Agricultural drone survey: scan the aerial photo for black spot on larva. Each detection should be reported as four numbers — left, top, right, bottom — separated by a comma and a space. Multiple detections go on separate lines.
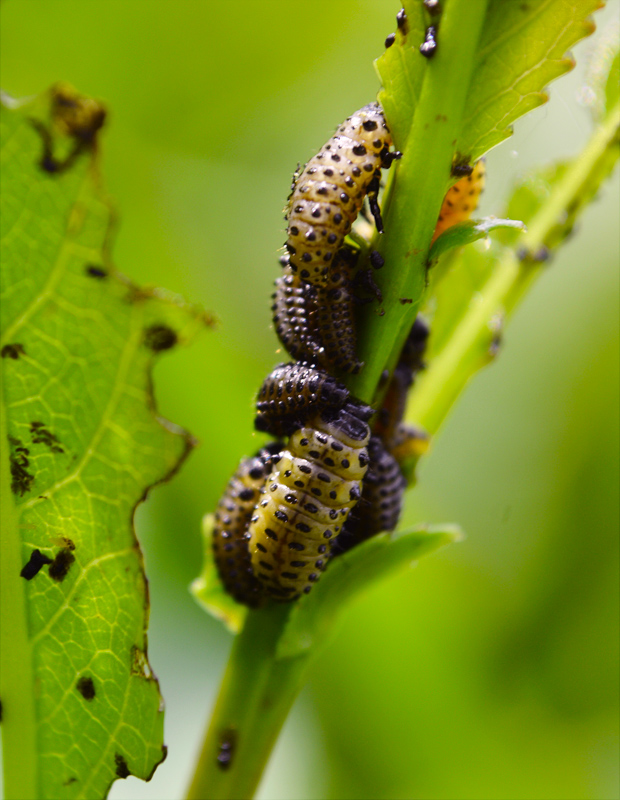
1, 344, 25, 359
85, 264, 107, 278
114, 753, 131, 779
48, 548, 75, 582
76, 676, 96, 701
30, 420, 64, 453
238, 487, 255, 502
217, 728, 237, 771
143, 324, 178, 352
20, 549, 53, 580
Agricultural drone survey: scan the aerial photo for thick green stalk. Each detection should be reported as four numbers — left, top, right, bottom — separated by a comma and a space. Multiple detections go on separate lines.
0, 370, 38, 800
349, 0, 490, 404
186, 604, 310, 800
408, 102, 620, 434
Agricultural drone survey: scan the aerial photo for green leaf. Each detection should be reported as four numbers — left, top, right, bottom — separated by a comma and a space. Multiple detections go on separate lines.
375, 1, 428, 148
276, 525, 462, 660
458, 0, 601, 160
0, 87, 210, 799
190, 514, 248, 635
428, 217, 526, 264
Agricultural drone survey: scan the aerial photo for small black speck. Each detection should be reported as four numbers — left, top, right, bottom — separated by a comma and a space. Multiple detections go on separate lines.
1, 344, 25, 359
49, 548, 75, 582
114, 753, 130, 779
143, 324, 178, 352
76, 676, 96, 701
20, 549, 53, 580
85, 264, 108, 278
385, 33, 396, 48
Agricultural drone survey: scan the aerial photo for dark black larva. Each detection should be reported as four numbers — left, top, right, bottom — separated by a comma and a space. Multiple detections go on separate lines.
313, 247, 362, 374
272, 249, 362, 374
285, 103, 398, 285
254, 362, 349, 437
248, 402, 372, 599
272, 265, 325, 367
331, 436, 406, 555
212, 447, 278, 608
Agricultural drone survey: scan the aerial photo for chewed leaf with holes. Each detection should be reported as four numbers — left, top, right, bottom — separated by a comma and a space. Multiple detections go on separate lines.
0, 87, 211, 799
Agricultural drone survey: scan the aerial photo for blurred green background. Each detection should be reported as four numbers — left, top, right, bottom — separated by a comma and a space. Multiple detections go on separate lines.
1, 2, 618, 798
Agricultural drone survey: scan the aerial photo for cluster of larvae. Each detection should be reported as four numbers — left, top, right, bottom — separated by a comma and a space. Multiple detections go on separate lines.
212, 101, 485, 605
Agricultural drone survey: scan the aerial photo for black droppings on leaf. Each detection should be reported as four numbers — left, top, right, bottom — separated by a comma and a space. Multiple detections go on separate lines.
420, 26, 438, 58
424, 0, 441, 15
1, 344, 25, 359
63, 777, 78, 786
9, 437, 35, 496
385, 33, 396, 48
30, 420, 64, 453
48, 548, 75, 582
143, 324, 178, 352
76, 676, 96, 701
396, 8, 409, 35
20, 549, 53, 580
114, 754, 131, 779
85, 264, 108, 278
451, 155, 474, 177
399, 298, 413, 304
216, 727, 237, 771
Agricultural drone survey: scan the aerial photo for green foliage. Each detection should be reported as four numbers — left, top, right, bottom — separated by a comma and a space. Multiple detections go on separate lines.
276, 525, 461, 659
0, 89, 209, 799
427, 216, 526, 264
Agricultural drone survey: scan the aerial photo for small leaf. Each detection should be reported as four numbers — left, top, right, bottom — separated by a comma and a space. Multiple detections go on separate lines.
1, 86, 211, 799
276, 525, 462, 660
190, 515, 248, 635
428, 217, 526, 264
459, 0, 601, 159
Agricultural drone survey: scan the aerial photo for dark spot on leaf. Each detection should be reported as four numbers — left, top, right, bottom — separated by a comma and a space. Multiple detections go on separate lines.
30, 421, 64, 453
1, 344, 25, 359
20, 549, 53, 580
8, 437, 35, 495
85, 264, 107, 278
114, 753, 131, 779
399, 298, 413, 304
216, 727, 237, 771
0, 698, 3, 722
76, 676, 95, 701
451, 154, 474, 178
63, 777, 78, 786
48, 548, 75, 582
143, 324, 178, 352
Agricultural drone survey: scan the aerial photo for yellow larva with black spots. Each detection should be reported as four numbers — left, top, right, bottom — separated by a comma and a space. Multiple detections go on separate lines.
285, 102, 399, 285
431, 159, 486, 244
247, 402, 372, 600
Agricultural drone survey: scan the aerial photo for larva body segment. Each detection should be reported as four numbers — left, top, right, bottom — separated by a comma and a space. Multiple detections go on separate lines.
254, 362, 349, 437
272, 249, 361, 374
248, 402, 372, 599
212, 447, 277, 608
432, 158, 486, 244
285, 102, 394, 285
331, 436, 406, 555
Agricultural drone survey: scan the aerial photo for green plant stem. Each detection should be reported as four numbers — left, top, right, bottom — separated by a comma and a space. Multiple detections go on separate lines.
0, 372, 38, 800
408, 102, 620, 435
186, 604, 311, 800
349, 0, 490, 404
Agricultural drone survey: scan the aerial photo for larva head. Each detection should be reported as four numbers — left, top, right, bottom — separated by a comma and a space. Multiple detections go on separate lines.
341, 103, 392, 156
317, 402, 372, 449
